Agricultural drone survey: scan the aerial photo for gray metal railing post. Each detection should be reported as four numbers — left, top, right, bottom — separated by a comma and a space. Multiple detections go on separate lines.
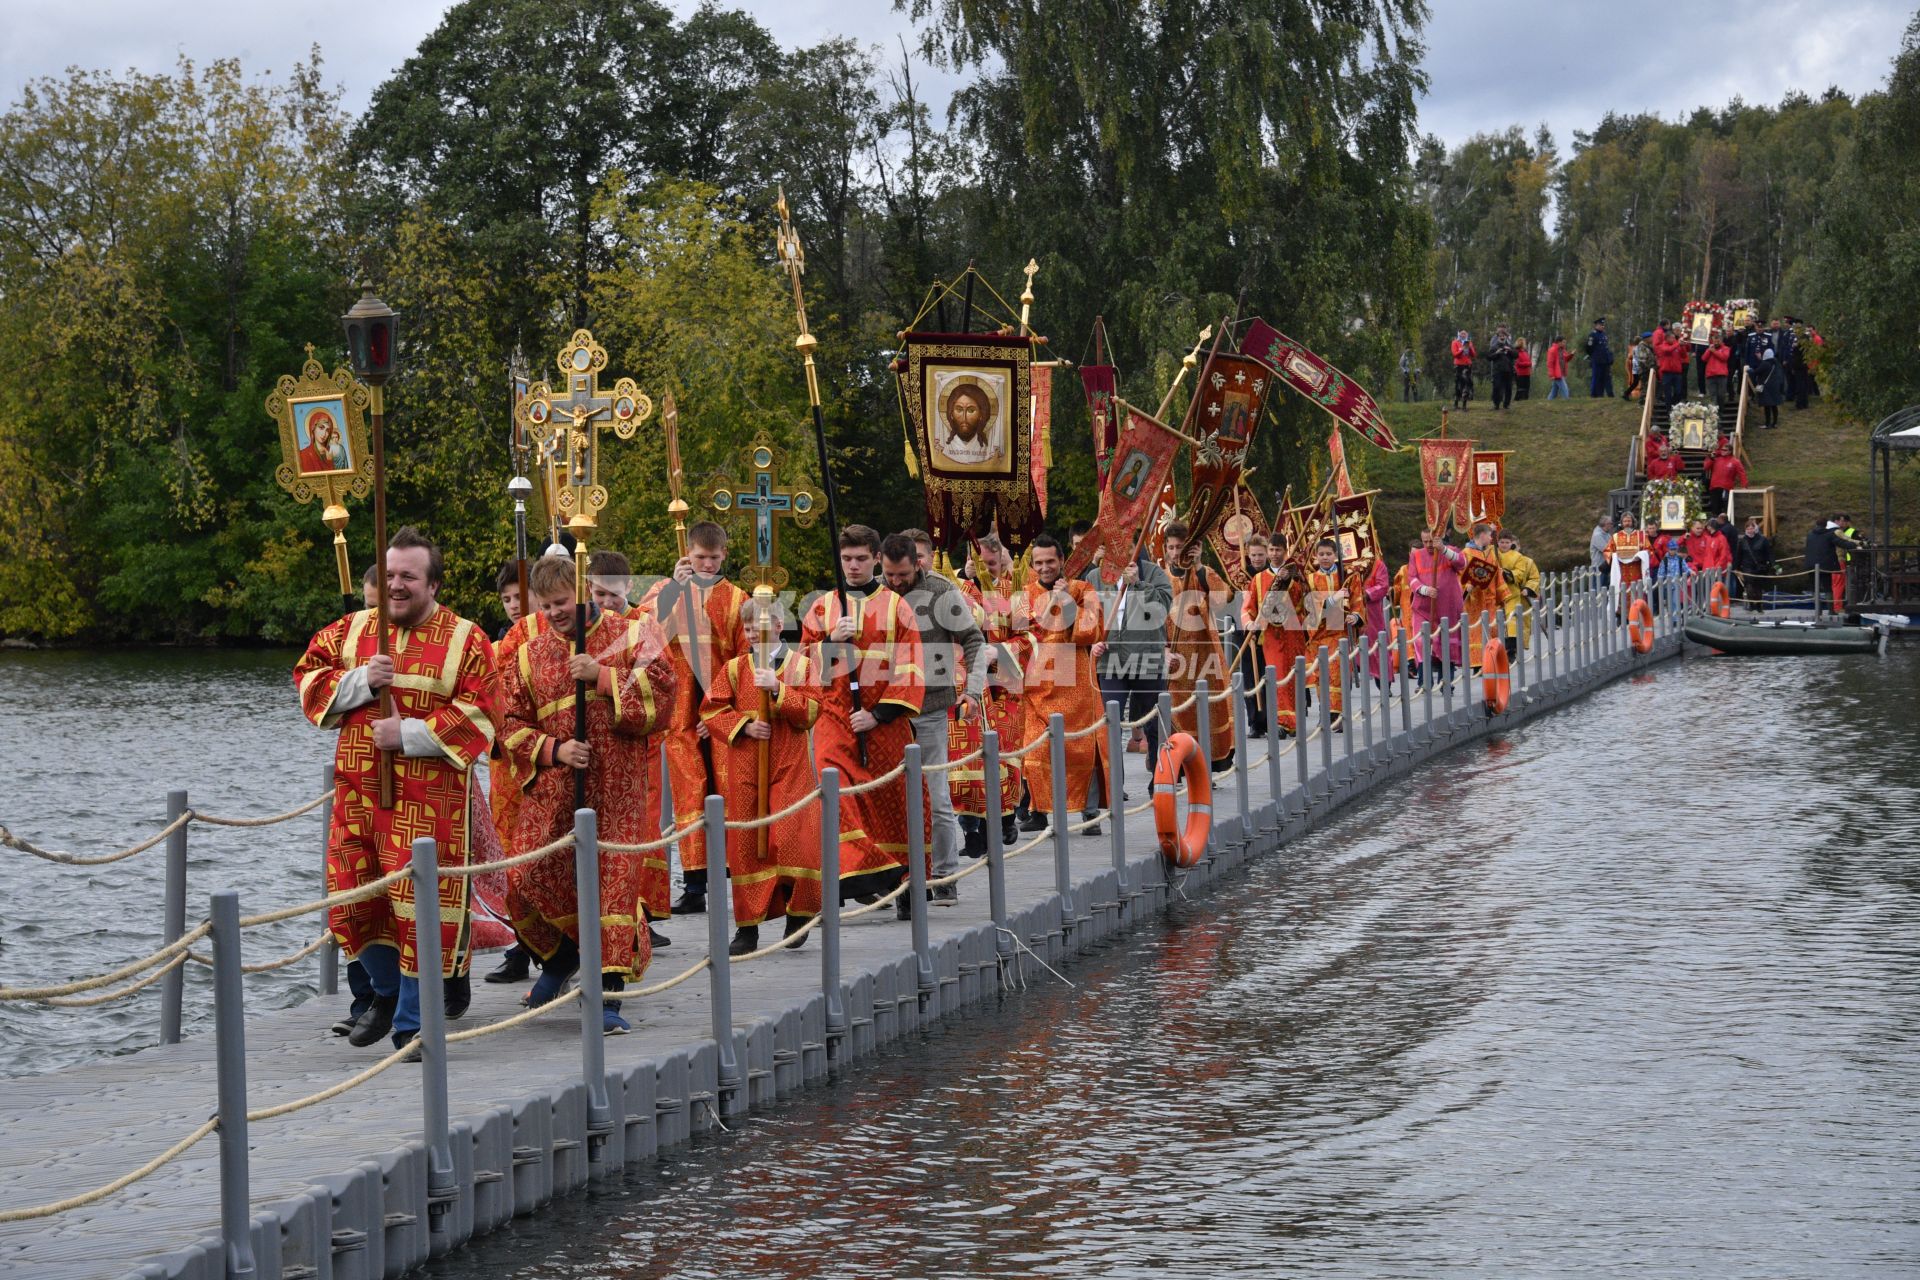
408, 836, 455, 1210
1262, 668, 1284, 830
982, 736, 1011, 957
703, 796, 740, 1101
1105, 701, 1127, 900
1230, 672, 1251, 829
1316, 648, 1334, 778
1419, 621, 1435, 730
1440, 617, 1456, 712
1514, 600, 1526, 696
903, 743, 934, 1000
820, 770, 847, 1054
209, 890, 256, 1279
1157, 689, 1175, 754
1359, 635, 1375, 753
318, 766, 338, 997
1047, 712, 1073, 910
160, 789, 189, 1045
1292, 655, 1310, 798
1195, 679, 1212, 777
572, 808, 609, 1126
1397, 628, 1412, 736
1336, 638, 1355, 769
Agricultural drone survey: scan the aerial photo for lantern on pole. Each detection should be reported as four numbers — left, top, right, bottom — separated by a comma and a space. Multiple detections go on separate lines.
341, 289, 401, 807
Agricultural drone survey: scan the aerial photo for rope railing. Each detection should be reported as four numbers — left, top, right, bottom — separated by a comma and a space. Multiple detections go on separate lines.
443, 830, 577, 873
0, 1118, 218, 1224
44, 952, 191, 1008
0, 922, 212, 1002
186, 933, 329, 975
3, 792, 332, 868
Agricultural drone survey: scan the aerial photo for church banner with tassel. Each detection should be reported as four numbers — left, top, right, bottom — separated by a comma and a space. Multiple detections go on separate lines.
1470, 450, 1509, 526
1418, 437, 1476, 532
1080, 363, 1119, 485
1240, 318, 1399, 452
899, 331, 1043, 553
1063, 402, 1184, 580
1178, 347, 1276, 561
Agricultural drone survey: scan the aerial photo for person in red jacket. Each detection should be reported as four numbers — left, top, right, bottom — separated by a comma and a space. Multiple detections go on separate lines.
1683, 518, 1732, 572
1545, 335, 1571, 399
1451, 330, 1477, 409
1514, 339, 1534, 399
1704, 437, 1748, 516
1650, 322, 1689, 406
1703, 331, 1735, 404
1643, 433, 1683, 482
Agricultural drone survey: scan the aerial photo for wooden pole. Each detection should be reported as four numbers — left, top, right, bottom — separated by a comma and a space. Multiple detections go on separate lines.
370, 385, 394, 809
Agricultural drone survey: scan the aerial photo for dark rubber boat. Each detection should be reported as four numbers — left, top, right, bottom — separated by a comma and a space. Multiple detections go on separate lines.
1684, 613, 1884, 656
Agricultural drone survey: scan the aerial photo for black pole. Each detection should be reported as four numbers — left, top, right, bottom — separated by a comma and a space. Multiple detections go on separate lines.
961, 261, 976, 335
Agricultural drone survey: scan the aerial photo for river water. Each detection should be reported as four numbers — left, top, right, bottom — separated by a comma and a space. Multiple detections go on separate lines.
4, 649, 1919, 1275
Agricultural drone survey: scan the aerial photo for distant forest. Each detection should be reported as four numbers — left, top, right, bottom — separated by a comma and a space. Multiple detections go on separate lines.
0, 1, 1913, 642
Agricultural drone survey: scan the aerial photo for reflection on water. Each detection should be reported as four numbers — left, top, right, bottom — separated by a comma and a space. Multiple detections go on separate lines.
421, 649, 1920, 1278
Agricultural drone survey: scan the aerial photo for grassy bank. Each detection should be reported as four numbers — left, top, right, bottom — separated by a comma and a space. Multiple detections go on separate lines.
1340, 393, 1876, 569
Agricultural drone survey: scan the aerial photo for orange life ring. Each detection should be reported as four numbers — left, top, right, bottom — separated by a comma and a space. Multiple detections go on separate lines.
1628, 597, 1655, 653
1152, 732, 1212, 869
1480, 639, 1510, 713
1708, 580, 1731, 618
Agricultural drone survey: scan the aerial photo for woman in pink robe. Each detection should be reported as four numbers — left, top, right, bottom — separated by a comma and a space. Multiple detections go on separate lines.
1406, 530, 1466, 671
1360, 556, 1392, 681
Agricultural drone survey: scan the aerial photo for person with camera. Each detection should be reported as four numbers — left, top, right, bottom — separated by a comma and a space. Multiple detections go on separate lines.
1451, 329, 1477, 409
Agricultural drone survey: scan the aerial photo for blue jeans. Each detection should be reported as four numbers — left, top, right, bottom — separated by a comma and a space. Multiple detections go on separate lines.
357, 943, 422, 1036
1548, 377, 1570, 399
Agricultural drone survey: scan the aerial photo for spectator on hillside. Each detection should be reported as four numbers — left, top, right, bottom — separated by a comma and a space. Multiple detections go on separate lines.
1400, 348, 1417, 402
1704, 330, 1734, 405
1513, 339, 1534, 399
1487, 326, 1517, 410
1651, 322, 1689, 407
1644, 432, 1682, 481
1451, 330, 1477, 409
1704, 437, 1748, 516
1545, 335, 1571, 399
1626, 332, 1651, 402
1585, 319, 1614, 398
1753, 346, 1787, 429
1734, 517, 1773, 610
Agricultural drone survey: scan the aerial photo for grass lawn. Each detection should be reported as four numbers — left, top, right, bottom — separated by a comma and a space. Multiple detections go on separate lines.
1339, 393, 1877, 570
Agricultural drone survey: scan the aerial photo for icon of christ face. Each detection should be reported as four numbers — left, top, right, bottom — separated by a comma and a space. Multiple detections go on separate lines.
935, 377, 1005, 468
946, 385, 988, 442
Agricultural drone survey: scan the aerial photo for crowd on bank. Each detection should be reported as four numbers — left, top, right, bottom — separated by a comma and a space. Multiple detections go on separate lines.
298, 516, 1552, 1052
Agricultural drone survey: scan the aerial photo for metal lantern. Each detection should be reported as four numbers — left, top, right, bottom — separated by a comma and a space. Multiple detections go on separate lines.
341, 290, 399, 386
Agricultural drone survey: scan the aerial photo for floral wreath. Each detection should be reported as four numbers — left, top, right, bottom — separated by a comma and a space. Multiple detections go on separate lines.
1641, 476, 1706, 530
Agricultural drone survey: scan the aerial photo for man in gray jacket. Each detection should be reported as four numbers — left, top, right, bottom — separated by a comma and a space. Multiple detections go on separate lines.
1085, 547, 1173, 767
882, 532, 986, 909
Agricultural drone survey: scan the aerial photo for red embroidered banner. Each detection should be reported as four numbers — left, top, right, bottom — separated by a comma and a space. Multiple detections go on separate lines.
1205, 481, 1271, 589
1178, 349, 1275, 565
1240, 318, 1398, 452
1470, 450, 1508, 526
1062, 402, 1184, 581
1032, 362, 1053, 516
1328, 425, 1355, 498
1080, 364, 1118, 485
1418, 437, 1476, 532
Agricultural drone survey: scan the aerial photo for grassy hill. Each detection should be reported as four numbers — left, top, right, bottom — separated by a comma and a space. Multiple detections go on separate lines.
1339, 394, 1876, 570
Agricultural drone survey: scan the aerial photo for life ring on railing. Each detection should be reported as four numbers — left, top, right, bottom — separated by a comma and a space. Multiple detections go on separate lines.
1152, 732, 1212, 869
1628, 597, 1655, 653
1480, 639, 1510, 713
1708, 580, 1731, 618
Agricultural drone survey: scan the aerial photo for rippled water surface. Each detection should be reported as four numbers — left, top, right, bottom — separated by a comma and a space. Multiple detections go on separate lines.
4, 648, 1919, 1276
422, 648, 1920, 1279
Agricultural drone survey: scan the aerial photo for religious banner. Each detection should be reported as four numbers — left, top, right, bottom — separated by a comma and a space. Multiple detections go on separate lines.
1724, 298, 1757, 330
1328, 424, 1355, 498
1418, 437, 1476, 532
900, 331, 1041, 553
1062, 402, 1184, 580
1206, 481, 1271, 589
1031, 362, 1053, 517
1081, 362, 1119, 485
267, 345, 374, 603
1178, 347, 1276, 563
1329, 490, 1381, 571
1470, 450, 1509, 525
1240, 318, 1399, 452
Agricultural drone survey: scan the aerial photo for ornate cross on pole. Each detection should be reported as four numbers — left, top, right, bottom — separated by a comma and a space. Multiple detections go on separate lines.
708, 433, 819, 856
518, 328, 653, 806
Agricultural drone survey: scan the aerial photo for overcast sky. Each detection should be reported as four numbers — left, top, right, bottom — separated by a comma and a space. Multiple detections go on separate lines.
2, 0, 1911, 153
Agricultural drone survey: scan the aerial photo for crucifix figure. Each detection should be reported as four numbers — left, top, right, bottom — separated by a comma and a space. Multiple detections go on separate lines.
708, 434, 819, 856
518, 328, 653, 806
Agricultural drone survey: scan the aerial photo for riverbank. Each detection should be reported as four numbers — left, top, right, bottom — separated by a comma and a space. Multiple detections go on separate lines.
0, 578, 1684, 1279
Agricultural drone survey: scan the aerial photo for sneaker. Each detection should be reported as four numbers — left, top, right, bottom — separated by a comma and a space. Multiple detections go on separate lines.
443, 974, 470, 1021
483, 946, 530, 984
525, 952, 579, 1009
671, 890, 706, 915
728, 926, 760, 957
602, 1004, 631, 1035
1082, 822, 1103, 837
392, 1028, 419, 1056
931, 882, 958, 904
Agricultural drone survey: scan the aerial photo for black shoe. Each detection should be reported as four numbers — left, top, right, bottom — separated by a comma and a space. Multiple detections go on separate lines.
783, 915, 811, 948
1001, 816, 1018, 846
393, 1029, 419, 1056
932, 882, 958, 904
443, 974, 470, 1021
330, 1013, 356, 1037
671, 890, 706, 915
728, 926, 760, 957
347, 995, 397, 1047
1018, 811, 1047, 832
483, 945, 530, 984
649, 926, 671, 949
895, 895, 914, 921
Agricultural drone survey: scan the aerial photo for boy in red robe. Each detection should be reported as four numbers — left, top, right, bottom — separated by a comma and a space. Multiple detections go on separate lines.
498, 556, 675, 1032
1243, 533, 1306, 735
295, 528, 497, 1051
1299, 538, 1360, 725
1460, 523, 1510, 669
1016, 532, 1107, 823
800, 525, 925, 901
700, 596, 823, 954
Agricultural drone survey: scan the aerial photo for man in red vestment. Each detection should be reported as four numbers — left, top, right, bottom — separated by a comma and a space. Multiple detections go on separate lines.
635, 522, 750, 917
1243, 531, 1306, 734
1299, 538, 1361, 724
295, 528, 496, 1051
498, 556, 674, 1032
700, 597, 823, 953
1460, 523, 1510, 670
1606, 512, 1651, 594
800, 525, 925, 902
1016, 533, 1107, 828
1162, 522, 1235, 766
956, 535, 1025, 853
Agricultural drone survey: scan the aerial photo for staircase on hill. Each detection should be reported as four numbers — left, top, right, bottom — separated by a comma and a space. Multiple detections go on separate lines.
1617, 366, 1751, 521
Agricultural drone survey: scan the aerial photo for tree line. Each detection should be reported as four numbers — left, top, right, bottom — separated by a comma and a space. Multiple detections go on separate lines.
0, 0, 1912, 643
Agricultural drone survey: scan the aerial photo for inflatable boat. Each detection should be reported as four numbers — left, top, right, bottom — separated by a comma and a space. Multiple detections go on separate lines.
1683, 613, 1885, 656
